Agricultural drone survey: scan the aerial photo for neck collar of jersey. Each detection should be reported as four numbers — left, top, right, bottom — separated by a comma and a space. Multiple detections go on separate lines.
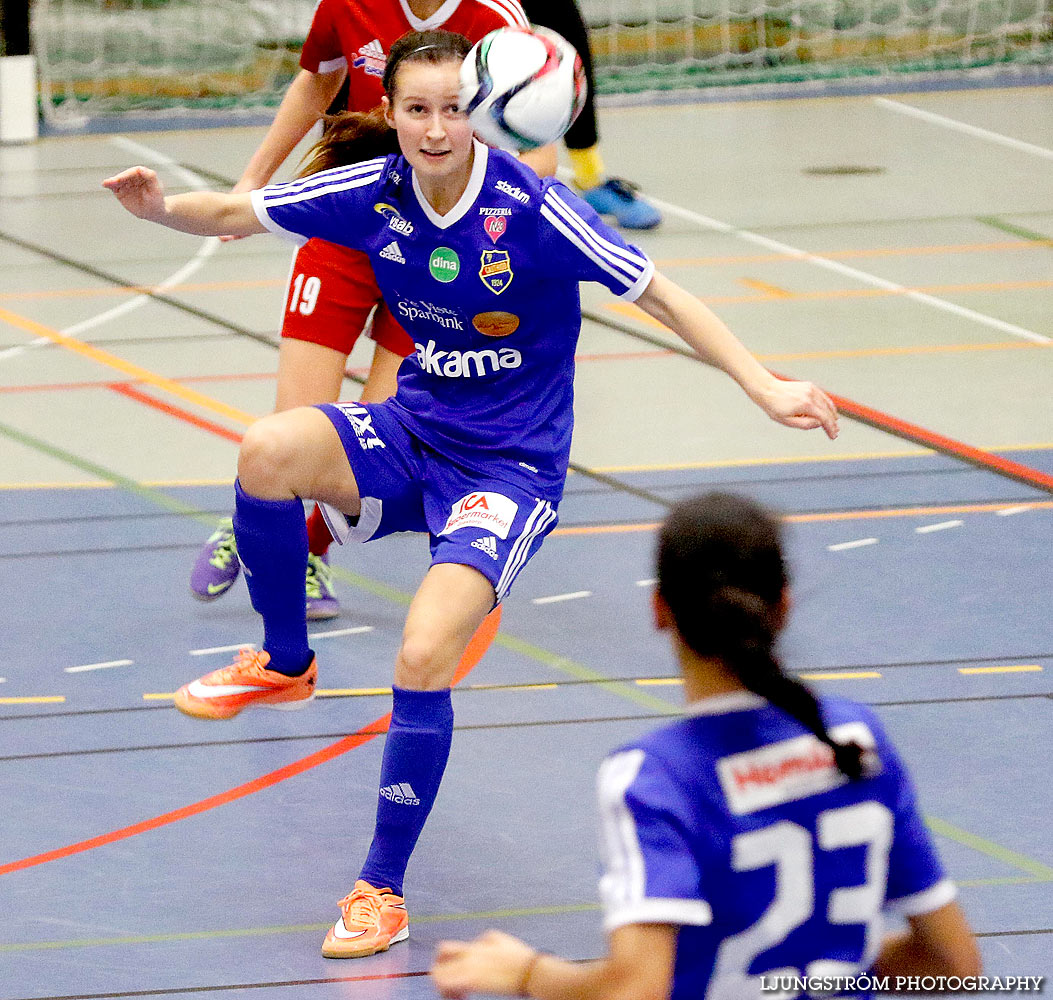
411, 139, 489, 230
400, 0, 463, 31
684, 690, 766, 716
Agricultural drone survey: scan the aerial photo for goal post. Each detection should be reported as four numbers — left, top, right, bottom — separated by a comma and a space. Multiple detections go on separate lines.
23, 0, 1053, 130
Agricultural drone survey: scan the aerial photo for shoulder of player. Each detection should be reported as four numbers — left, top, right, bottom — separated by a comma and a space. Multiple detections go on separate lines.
456, 0, 529, 29
260, 156, 394, 205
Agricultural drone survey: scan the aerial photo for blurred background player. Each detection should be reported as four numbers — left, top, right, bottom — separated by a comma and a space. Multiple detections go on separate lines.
105, 30, 838, 961
432, 494, 981, 998
190, 0, 538, 619
521, 0, 662, 230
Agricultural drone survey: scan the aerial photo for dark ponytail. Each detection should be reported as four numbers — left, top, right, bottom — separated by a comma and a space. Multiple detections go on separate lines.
657, 493, 866, 781
297, 29, 472, 178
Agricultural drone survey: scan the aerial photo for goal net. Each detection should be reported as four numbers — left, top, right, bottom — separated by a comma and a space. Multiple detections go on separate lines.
27, 0, 1053, 127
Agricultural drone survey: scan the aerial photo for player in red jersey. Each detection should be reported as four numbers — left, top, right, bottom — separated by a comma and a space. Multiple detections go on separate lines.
189, 0, 546, 617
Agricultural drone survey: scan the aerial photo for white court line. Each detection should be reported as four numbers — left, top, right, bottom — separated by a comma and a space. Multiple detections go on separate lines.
0, 138, 220, 365
635, 578, 656, 587
190, 627, 372, 656
915, 520, 964, 533
309, 626, 374, 639
532, 590, 592, 604
645, 197, 1051, 345
874, 98, 1053, 162
64, 659, 134, 673
827, 538, 879, 551
997, 505, 1036, 516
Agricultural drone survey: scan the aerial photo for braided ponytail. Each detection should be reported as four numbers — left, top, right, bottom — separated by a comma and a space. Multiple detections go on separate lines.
657, 493, 866, 781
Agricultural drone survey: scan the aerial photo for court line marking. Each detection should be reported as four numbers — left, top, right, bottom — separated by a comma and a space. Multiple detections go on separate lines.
0, 608, 500, 878
645, 197, 1050, 344
0, 139, 217, 366
915, 520, 964, 533
874, 97, 1053, 161
532, 590, 592, 604
827, 538, 879, 551
0, 696, 65, 705
64, 659, 133, 674
959, 665, 1043, 675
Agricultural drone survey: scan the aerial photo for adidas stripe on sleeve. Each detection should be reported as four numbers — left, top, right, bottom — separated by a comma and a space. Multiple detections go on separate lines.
538, 181, 654, 301
250, 160, 386, 248
597, 749, 713, 933
475, 0, 530, 28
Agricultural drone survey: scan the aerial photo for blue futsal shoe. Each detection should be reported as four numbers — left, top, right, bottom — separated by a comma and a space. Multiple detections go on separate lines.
581, 178, 661, 230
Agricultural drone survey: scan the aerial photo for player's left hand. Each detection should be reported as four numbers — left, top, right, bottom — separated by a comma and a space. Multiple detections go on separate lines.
432, 929, 538, 998
757, 377, 840, 439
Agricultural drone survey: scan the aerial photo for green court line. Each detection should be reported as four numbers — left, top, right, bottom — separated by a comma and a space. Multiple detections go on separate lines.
975, 216, 1053, 244
926, 817, 1053, 881
0, 903, 602, 953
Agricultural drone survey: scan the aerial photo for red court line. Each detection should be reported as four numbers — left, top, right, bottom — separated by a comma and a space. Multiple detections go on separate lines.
108, 383, 244, 445
821, 389, 1053, 494
0, 608, 501, 877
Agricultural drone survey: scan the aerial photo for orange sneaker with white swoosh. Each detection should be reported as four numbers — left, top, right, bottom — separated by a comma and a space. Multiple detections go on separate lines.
321, 880, 409, 958
173, 648, 316, 720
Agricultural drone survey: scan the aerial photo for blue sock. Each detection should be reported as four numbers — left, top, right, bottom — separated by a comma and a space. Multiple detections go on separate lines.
359, 686, 454, 897
233, 479, 312, 676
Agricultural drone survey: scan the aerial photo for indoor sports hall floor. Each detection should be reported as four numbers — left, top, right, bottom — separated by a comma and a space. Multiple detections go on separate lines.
1, 82, 1051, 999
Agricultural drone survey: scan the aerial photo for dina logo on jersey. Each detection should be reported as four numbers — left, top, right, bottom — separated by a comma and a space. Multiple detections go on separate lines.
429, 247, 460, 282
374, 202, 414, 235
353, 38, 386, 77
479, 250, 513, 295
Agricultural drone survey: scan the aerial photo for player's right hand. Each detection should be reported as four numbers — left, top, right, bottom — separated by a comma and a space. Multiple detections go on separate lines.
101, 166, 167, 223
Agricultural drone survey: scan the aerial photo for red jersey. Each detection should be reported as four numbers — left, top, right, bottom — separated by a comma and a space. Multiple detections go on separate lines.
300, 0, 528, 111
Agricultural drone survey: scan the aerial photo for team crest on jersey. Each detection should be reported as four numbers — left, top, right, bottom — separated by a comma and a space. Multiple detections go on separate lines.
479, 250, 513, 294
441, 492, 519, 539
374, 202, 414, 235
353, 38, 385, 77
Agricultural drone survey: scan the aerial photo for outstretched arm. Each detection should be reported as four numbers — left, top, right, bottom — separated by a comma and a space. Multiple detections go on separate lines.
634, 271, 839, 439
432, 924, 676, 1000
873, 901, 982, 978
101, 166, 266, 238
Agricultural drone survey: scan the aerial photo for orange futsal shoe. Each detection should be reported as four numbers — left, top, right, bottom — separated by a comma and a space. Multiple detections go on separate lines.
321, 880, 409, 959
173, 648, 316, 720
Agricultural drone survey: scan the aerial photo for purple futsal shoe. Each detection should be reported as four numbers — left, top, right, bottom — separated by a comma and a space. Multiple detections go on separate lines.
306, 552, 340, 620
190, 519, 241, 601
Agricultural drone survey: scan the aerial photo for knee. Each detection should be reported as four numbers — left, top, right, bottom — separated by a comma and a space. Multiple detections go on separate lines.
238, 414, 301, 497
395, 630, 451, 691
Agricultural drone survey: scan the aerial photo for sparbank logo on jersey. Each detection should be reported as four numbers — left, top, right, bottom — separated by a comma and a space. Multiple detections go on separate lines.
717, 722, 877, 815
441, 492, 519, 539
414, 339, 522, 378
353, 38, 385, 77
496, 180, 530, 204
397, 299, 464, 330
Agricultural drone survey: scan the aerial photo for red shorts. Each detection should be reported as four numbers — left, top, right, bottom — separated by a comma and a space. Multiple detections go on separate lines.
280, 238, 414, 358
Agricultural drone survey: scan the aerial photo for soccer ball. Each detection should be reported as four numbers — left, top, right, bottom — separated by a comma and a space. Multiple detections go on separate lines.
459, 26, 587, 152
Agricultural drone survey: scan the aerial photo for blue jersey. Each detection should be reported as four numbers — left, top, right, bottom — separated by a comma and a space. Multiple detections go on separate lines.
597, 692, 954, 1000
252, 143, 654, 498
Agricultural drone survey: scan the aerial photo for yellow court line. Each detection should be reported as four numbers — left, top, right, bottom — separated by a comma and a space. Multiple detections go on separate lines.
797, 672, 882, 681
635, 678, 683, 687
958, 665, 1043, 675
0, 306, 257, 428
738, 278, 793, 298
0, 696, 66, 705
317, 687, 392, 697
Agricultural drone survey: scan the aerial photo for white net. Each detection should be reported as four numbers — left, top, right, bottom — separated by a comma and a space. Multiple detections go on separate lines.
579, 0, 1053, 94
30, 0, 1053, 127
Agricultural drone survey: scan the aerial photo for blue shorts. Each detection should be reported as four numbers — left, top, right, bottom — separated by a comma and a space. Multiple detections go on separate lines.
318, 401, 559, 602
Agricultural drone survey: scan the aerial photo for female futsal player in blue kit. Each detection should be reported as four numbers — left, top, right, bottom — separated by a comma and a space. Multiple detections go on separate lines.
431, 492, 981, 999
103, 30, 839, 960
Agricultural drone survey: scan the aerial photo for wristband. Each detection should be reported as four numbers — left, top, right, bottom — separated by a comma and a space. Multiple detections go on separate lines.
517, 950, 542, 997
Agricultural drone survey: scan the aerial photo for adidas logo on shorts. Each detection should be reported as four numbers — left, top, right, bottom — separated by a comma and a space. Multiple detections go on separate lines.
380, 240, 406, 264
380, 782, 420, 805
471, 535, 499, 560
